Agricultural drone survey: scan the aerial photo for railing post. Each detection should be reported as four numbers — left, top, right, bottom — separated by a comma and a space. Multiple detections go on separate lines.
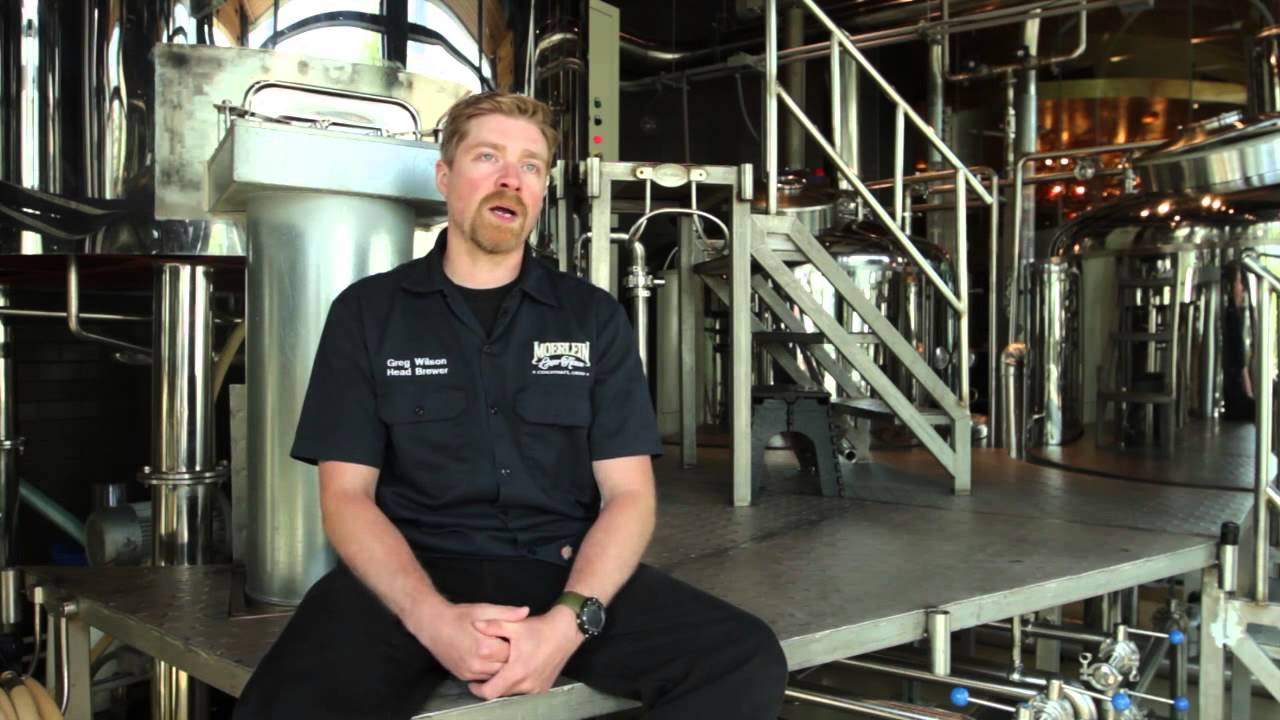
1255, 281, 1274, 603
766, 0, 779, 216
955, 169, 970, 410
893, 106, 905, 230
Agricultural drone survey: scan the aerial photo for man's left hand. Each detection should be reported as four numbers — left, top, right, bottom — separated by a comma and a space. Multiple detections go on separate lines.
467, 605, 585, 699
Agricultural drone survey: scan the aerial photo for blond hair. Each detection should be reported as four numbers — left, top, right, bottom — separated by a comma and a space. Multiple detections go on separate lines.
438, 92, 560, 166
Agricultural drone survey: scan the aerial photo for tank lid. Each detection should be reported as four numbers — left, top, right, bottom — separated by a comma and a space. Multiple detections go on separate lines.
1134, 112, 1280, 194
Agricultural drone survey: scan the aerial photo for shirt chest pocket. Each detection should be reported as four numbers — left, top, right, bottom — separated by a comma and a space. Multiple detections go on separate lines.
514, 386, 593, 498
377, 387, 469, 481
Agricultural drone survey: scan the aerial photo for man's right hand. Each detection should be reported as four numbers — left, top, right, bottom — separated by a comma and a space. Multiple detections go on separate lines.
404, 600, 531, 682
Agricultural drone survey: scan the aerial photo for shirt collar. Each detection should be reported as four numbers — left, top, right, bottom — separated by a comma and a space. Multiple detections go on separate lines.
400, 228, 559, 307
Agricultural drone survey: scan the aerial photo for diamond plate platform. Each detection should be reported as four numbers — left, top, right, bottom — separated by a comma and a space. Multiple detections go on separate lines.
1027, 421, 1268, 493
26, 448, 1255, 719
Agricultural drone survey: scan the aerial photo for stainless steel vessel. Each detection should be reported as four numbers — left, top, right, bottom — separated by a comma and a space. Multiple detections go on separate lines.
795, 220, 958, 402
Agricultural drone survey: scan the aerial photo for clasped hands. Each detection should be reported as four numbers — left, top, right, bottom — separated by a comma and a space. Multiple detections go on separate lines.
406, 599, 585, 700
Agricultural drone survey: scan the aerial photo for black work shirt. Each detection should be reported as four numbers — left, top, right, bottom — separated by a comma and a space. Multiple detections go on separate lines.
290, 232, 662, 565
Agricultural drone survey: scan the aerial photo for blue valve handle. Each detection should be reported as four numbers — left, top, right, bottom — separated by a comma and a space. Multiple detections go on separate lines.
1168, 629, 1185, 646
1174, 696, 1191, 712
1111, 693, 1133, 711
949, 688, 1016, 713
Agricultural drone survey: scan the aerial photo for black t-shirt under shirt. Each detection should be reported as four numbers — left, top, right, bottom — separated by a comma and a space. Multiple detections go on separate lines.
450, 277, 517, 338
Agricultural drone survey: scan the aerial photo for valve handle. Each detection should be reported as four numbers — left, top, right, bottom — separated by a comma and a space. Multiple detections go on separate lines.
949, 688, 1016, 713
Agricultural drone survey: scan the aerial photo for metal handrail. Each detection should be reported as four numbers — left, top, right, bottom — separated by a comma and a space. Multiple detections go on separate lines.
792, 0, 993, 204
1241, 251, 1279, 605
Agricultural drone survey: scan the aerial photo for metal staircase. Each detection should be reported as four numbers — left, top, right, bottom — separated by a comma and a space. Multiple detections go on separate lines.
712, 0, 994, 504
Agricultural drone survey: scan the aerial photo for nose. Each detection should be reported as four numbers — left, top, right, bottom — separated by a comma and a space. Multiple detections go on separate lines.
497, 160, 521, 192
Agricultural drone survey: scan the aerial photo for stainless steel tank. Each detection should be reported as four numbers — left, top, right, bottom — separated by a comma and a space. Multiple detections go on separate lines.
1024, 258, 1082, 445
1042, 190, 1280, 442
794, 219, 958, 403
752, 170, 838, 236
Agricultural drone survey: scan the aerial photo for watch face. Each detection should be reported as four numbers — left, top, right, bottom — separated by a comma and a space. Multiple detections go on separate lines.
580, 598, 606, 634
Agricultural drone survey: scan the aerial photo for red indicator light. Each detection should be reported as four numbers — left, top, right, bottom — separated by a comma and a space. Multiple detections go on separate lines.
593, 135, 604, 144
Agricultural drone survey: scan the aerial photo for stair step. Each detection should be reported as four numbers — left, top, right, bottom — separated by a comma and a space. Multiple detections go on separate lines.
754, 331, 825, 344
1112, 331, 1173, 342
830, 397, 952, 426
1118, 277, 1178, 288
754, 330, 878, 345
1099, 390, 1175, 404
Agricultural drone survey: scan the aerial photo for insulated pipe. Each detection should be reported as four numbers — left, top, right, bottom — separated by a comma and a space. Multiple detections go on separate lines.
625, 240, 651, 375
1001, 343, 1027, 459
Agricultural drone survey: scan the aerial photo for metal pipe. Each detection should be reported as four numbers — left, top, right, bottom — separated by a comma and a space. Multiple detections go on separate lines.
1252, 275, 1274, 604
945, 0, 1089, 82
66, 257, 149, 355
785, 686, 956, 720
1007, 141, 1165, 343
17, 480, 86, 546
830, 34, 842, 170
955, 171, 970, 411
146, 262, 218, 720
1001, 343, 1027, 458
795, 0, 992, 204
619, 0, 1148, 91
988, 620, 1107, 646
626, 240, 651, 375
927, 36, 944, 169
929, 609, 952, 676
766, 0, 779, 215
783, 6, 806, 169
1220, 522, 1241, 594
0, 289, 18, 569
838, 658, 1038, 700
0, 308, 149, 322
988, 175, 1001, 447
837, 42, 859, 184
893, 107, 905, 229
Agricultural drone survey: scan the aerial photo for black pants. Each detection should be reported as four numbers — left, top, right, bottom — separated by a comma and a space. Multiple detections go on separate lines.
233, 557, 788, 719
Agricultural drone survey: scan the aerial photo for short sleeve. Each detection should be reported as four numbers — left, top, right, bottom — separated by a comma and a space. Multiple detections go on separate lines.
588, 296, 664, 461
290, 291, 386, 468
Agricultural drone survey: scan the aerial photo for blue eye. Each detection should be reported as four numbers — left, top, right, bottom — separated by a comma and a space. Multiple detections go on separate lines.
478, 152, 496, 161
522, 163, 541, 174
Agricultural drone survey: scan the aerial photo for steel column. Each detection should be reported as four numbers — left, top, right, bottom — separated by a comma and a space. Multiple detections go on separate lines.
678, 217, 699, 467
0, 289, 19, 575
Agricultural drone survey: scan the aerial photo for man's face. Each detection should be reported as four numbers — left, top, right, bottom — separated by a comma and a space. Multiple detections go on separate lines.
436, 114, 550, 256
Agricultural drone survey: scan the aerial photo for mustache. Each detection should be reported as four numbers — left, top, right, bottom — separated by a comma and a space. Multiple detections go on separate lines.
480, 190, 527, 215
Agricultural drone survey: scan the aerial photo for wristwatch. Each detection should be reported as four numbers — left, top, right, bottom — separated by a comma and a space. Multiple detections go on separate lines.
556, 591, 606, 638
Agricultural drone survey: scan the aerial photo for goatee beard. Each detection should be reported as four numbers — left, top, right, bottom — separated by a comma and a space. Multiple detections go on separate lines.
469, 191, 528, 255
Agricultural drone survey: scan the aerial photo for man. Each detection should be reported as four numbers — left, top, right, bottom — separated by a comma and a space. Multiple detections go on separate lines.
234, 92, 787, 719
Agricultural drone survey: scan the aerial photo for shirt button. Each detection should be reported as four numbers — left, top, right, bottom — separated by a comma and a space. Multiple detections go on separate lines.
489, 406, 498, 415
414, 406, 424, 416
482, 345, 494, 354
499, 467, 511, 477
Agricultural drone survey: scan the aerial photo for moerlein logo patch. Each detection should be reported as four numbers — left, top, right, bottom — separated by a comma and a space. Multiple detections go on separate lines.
531, 341, 591, 376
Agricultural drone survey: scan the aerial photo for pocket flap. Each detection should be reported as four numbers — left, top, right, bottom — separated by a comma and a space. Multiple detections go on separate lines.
515, 387, 591, 427
377, 387, 467, 424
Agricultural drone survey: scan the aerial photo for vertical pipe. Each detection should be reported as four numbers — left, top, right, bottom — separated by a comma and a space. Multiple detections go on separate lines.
0, 289, 18, 571
929, 609, 952, 676
830, 35, 841, 167
1002, 343, 1027, 459
783, 6, 806, 170
731, 180, 754, 506
766, 0, 779, 215
893, 107, 905, 230
841, 50, 859, 185
988, 176, 1001, 446
955, 171, 970, 411
1221, 522, 1241, 595
627, 241, 650, 375
147, 263, 217, 720
1200, 282, 1219, 417
1254, 285, 1274, 604
1011, 615, 1024, 672
678, 216, 699, 468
